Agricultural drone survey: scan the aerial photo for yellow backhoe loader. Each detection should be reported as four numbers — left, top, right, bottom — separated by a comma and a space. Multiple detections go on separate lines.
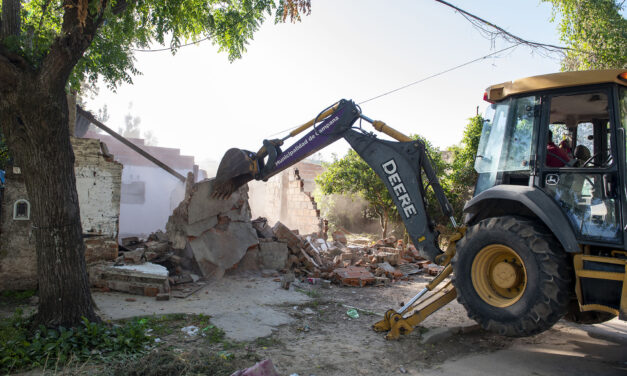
213, 69, 627, 339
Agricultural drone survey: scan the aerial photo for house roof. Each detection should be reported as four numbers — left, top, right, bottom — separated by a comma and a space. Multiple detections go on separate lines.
84, 131, 195, 170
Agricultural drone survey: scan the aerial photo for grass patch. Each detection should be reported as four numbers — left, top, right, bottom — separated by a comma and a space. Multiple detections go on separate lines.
295, 287, 322, 299
0, 289, 36, 305
254, 336, 283, 348
105, 349, 237, 376
0, 310, 152, 374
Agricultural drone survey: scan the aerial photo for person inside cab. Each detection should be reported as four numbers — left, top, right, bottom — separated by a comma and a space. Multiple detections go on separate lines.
546, 130, 572, 167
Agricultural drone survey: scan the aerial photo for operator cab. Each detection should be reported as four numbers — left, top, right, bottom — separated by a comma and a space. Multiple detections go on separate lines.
473, 70, 627, 247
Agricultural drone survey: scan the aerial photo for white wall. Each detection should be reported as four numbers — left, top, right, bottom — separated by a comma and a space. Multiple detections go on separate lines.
118, 165, 189, 239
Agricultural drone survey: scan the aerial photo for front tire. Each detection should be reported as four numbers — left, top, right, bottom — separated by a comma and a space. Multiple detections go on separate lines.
453, 216, 572, 337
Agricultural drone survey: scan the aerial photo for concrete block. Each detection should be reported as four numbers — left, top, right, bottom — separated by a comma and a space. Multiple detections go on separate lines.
188, 221, 258, 278
272, 221, 302, 249
236, 246, 261, 272
84, 238, 118, 264
258, 241, 289, 270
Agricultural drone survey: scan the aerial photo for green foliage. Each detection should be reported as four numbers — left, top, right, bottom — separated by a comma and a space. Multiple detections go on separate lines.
544, 0, 627, 70
0, 289, 36, 305
0, 310, 152, 373
410, 133, 450, 225
6, 0, 303, 91
446, 115, 483, 219
316, 149, 396, 236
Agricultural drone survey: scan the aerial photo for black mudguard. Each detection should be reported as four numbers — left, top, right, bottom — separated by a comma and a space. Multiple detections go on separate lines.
464, 185, 580, 253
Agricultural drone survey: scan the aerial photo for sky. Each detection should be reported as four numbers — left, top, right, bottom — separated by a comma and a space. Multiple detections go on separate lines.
85, 0, 566, 170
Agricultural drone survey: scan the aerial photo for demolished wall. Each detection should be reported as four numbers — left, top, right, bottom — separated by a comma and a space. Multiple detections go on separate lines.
84, 132, 198, 239
248, 161, 324, 236
0, 138, 122, 291
166, 179, 259, 279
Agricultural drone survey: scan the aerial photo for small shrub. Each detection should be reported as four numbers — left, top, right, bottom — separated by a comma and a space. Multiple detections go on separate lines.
0, 311, 152, 373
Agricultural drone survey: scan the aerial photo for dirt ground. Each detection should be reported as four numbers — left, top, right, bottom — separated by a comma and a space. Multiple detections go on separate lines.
91, 272, 627, 376
4, 272, 626, 375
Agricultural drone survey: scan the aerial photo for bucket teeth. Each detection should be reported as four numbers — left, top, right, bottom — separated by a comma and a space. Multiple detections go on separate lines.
212, 148, 256, 200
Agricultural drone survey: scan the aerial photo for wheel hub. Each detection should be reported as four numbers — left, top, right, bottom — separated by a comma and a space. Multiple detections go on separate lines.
491, 261, 521, 289
471, 245, 527, 308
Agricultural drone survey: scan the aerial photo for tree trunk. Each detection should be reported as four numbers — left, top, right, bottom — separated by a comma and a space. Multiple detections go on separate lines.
0, 75, 98, 327
380, 210, 389, 239
1, 0, 21, 38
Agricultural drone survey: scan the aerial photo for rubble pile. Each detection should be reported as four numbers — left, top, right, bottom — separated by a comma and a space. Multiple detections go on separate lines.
264, 224, 443, 287
88, 177, 443, 299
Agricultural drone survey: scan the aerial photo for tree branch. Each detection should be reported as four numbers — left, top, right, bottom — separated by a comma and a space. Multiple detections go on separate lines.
39, 0, 112, 89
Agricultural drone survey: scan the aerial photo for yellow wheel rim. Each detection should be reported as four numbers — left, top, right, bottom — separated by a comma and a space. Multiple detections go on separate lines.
471, 244, 527, 308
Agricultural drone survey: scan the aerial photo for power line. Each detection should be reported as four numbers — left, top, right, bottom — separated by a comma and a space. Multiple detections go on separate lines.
357, 44, 519, 105
434, 0, 567, 54
266, 44, 519, 138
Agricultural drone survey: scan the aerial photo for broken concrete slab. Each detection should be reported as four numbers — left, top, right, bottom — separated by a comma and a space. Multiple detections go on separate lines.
188, 221, 258, 278
252, 217, 275, 239
236, 246, 262, 272
123, 248, 145, 264
166, 178, 258, 279
272, 221, 302, 249
89, 262, 169, 296
376, 262, 396, 275
258, 241, 289, 270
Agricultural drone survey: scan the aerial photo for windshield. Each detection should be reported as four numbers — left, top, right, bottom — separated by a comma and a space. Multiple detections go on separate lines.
475, 96, 538, 174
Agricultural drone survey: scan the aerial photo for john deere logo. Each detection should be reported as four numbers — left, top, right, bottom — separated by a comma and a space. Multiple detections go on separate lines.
546, 174, 559, 186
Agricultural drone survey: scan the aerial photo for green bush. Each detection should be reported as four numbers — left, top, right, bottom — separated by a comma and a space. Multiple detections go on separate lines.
0, 310, 152, 373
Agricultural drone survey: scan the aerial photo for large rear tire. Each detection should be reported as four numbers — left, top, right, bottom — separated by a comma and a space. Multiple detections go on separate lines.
453, 216, 572, 337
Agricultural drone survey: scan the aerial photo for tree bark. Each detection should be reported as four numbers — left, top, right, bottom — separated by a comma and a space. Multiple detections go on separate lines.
0, 0, 114, 328
379, 209, 389, 239
0, 72, 98, 327
1, 0, 21, 38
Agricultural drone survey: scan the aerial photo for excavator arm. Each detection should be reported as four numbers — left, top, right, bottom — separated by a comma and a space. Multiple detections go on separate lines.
213, 99, 465, 339
214, 99, 455, 261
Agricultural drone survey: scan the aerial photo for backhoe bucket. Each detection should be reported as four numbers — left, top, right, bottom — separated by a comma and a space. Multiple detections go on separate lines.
212, 148, 256, 199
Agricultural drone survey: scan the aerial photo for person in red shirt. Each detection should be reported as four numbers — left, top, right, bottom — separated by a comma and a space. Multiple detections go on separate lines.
546, 130, 571, 167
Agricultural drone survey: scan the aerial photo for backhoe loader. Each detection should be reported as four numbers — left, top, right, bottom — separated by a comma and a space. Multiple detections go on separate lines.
213, 69, 627, 339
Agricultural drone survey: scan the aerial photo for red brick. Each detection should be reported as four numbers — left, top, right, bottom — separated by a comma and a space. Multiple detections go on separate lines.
333, 266, 375, 287
144, 286, 159, 297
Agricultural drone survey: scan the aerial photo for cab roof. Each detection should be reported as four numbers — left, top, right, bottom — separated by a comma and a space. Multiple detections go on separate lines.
485, 69, 627, 102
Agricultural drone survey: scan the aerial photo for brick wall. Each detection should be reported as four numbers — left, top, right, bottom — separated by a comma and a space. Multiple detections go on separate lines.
283, 168, 322, 235
248, 161, 324, 235
0, 138, 123, 291
0, 169, 37, 291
